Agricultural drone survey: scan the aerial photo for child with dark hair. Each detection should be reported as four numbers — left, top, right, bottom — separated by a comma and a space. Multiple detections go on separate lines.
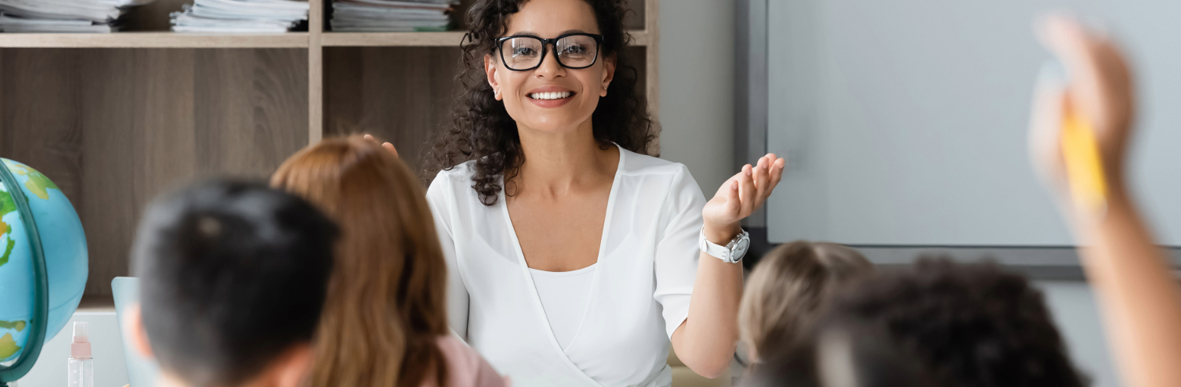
745, 258, 1087, 387
825, 258, 1086, 387
743, 320, 939, 387
124, 180, 338, 387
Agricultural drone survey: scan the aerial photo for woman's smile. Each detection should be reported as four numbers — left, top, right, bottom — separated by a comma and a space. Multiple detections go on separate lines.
525, 86, 577, 108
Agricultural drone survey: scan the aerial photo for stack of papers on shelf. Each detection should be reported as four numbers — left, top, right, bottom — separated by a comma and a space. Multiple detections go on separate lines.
171, 0, 308, 33
0, 0, 155, 33
330, 0, 453, 32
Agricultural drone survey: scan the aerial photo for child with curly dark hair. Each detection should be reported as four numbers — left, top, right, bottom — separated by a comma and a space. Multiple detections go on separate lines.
744, 258, 1088, 387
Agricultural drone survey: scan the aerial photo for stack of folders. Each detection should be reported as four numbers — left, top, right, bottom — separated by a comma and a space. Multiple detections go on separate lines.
0, 0, 155, 33
330, 0, 453, 32
171, 0, 308, 33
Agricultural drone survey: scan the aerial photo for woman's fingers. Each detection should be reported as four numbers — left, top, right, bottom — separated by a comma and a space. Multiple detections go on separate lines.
754, 156, 771, 203
757, 156, 786, 208
739, 164, 757, 216
770, 157, 786, 189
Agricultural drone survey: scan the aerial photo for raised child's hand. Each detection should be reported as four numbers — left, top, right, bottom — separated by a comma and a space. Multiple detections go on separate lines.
1030, 15, 1135, 216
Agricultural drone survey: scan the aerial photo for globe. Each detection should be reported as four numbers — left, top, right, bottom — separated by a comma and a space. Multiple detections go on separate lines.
0, 159, 88, 383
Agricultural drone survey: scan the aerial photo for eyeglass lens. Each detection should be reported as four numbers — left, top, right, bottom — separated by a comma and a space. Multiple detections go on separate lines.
501, 35, 599, 70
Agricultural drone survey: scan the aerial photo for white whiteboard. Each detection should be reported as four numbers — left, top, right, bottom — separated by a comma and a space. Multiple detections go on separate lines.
766, 0, 1181, 246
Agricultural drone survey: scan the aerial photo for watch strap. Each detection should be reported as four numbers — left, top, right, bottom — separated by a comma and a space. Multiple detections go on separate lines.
699, 227, 749, 263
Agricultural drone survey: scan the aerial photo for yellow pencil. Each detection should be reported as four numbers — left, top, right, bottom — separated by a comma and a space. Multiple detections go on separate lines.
1060, 105, 1108, 215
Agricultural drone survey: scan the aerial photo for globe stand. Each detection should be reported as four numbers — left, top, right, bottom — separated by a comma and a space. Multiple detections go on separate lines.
0, 163, 51, 387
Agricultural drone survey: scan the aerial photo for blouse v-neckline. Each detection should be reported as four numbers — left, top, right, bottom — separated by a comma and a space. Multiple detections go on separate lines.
498, 144, 625, 385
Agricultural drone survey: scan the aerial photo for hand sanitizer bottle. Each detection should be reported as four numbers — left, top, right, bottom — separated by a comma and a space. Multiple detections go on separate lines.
68, 321, 93, 387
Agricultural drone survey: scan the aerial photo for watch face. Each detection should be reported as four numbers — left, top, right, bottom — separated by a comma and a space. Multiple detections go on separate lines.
729, 232, 751, 262
733, 243, 749, 261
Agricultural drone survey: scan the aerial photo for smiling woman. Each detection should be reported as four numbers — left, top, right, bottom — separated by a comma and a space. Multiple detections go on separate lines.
426, 0, 653, 206
421, 1, 786, 386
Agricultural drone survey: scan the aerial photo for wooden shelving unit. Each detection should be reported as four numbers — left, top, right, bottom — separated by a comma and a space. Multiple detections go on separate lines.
0, 0, 658, 297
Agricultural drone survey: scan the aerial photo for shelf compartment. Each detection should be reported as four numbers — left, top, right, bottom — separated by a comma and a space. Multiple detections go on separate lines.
323, 46, 460, 174
0, 48, 310, 296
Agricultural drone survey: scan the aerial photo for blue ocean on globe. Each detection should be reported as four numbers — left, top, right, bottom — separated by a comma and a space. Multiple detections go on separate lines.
0, 159, 88, 364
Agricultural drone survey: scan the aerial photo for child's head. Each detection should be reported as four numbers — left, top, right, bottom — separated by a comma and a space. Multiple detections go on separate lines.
270, 135, 450, 387
130, 180, 338, 387
756, 257, 1086, 387
739, 241, 872, 361
742, 321, 939, 387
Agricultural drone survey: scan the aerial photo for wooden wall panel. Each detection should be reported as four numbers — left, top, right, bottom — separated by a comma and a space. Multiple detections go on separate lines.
0, 49, 85, 205
193, 49, 310, 175
1, 48, 308, 296
324, 47, 461, 176
78, 49, 177, 297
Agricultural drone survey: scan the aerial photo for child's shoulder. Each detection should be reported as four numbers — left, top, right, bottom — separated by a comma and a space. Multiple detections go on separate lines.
434, 335, 509, 387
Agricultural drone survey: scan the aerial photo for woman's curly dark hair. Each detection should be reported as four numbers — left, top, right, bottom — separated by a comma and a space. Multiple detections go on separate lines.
424, 0, 657, 205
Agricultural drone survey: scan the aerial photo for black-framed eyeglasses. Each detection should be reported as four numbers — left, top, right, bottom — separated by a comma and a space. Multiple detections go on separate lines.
497, 33, 603, 71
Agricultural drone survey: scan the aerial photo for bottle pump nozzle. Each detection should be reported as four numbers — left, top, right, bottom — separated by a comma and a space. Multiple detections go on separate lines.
71, 321, 91, 360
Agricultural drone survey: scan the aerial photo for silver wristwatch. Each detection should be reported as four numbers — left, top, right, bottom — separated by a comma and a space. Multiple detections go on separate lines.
699, 226, 750, 264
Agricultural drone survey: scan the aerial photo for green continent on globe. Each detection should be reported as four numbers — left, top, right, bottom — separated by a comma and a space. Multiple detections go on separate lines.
0, 234, 13, 267
0, 188, 14, 214
0, 333, 20, 360
0, 188, 12, 268
9, 163, 59, 200
0, 320, 25, 332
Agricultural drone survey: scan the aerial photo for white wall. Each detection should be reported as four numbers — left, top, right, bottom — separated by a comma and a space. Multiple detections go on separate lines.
658, 0, 735, 194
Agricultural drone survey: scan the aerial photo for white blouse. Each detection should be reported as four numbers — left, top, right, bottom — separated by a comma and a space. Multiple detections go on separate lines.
426, 145, 706, 387
530, 264, 596, 349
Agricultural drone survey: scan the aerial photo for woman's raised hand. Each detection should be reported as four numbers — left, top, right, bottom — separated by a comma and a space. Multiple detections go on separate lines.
363, 134, 400, 158
701, 153, 786, 242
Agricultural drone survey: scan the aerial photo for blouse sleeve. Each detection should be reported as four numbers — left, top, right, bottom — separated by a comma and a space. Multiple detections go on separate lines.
653, 165, 707, 339
426, 173, 471, 340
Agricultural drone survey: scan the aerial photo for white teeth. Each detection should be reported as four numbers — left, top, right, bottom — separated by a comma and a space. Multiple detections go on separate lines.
530, 91, 571, 100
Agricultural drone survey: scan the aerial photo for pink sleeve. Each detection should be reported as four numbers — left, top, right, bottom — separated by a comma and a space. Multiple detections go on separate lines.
435, 336, 509, 387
